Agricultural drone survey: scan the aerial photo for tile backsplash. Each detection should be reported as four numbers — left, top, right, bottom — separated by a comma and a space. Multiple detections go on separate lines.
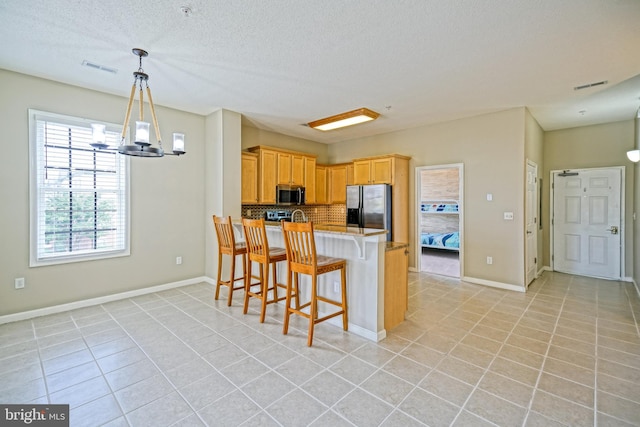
241, 204, 346, 224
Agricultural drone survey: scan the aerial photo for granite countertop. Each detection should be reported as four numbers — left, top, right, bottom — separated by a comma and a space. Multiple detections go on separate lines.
385, 241, 409, 251
247, 220, 387, 237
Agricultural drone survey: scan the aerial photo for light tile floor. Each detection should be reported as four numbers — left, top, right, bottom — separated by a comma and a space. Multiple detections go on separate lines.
1, 271, 640, 426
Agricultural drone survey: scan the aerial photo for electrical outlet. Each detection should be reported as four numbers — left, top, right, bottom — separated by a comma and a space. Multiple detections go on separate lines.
486, 256, 493, 265
247, 209, 252, 217
314, 208, 318, 214
503, 212, 514, 220
176, 256, 182, 265
15, 278, 25, 289
333, 281, 339, 293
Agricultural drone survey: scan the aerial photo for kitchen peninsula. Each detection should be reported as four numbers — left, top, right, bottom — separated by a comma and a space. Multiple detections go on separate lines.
235, 221, 408, 341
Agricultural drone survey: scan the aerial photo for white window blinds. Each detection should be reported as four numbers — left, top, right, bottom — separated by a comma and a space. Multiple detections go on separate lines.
29, 110, 130, 266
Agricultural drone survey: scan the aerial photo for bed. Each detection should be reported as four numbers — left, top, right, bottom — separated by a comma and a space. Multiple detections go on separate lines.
420, 231, 459, 251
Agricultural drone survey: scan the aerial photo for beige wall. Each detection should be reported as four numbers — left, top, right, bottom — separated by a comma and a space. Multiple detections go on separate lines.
0, 70, 207, 315
543, 120, 636, 277
328, 108, 528, 289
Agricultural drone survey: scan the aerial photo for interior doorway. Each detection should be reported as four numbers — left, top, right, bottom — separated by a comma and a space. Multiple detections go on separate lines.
551, 166, 624, 280
416, 164, 463, 278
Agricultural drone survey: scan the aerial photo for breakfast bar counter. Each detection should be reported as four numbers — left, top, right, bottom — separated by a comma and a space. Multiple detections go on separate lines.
234, 220, 396, 341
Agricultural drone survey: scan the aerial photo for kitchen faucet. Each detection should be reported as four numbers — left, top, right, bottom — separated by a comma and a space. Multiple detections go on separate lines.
291, 209, 307, 223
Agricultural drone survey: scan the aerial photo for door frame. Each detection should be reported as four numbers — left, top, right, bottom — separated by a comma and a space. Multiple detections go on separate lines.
414, 163, 464, 277
525, 159, 538, 286
549, 166, 626, 279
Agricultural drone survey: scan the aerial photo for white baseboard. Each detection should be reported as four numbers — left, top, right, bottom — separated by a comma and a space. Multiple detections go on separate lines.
314, 308, 383, 342
462, 276, 525, 293
0, 276, 210, 325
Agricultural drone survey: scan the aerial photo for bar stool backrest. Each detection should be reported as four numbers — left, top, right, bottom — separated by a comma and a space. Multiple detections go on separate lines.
242, 218, 270, 263
281, 221, 317, 276
213, 215, 236, 255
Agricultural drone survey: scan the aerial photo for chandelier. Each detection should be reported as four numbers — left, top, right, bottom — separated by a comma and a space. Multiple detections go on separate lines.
91, 48, 185, 157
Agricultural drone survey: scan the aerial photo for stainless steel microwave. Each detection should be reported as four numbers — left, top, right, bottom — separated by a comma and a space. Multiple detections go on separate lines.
276, 185, 305, 205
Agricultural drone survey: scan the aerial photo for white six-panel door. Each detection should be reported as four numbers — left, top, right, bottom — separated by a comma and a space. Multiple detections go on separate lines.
552, 168, 621, 279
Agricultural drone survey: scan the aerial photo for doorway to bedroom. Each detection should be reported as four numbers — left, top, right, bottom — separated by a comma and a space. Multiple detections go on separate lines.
416, 164, 463, 278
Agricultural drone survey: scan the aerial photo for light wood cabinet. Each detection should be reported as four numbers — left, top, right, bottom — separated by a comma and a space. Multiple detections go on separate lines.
246, 146, 317, 204
257, 148, 278, 204
384, 245, 409, 330
241, 152, 259, 204
352, 154, 410, 243
328, 163, 348, 204
277, 152, 305, 186
315, 165, 327, 204
346, 163, 354, 186
304, 157, 316, 204
353, 156, 394, 185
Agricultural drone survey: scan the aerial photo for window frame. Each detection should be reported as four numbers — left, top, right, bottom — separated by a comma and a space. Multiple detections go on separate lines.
29, 109, 131, 267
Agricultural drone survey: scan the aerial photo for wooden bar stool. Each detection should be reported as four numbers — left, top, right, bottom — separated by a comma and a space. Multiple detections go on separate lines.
281, 221, 348, 346
242, 218, 289, 322
212, 215, 247, 306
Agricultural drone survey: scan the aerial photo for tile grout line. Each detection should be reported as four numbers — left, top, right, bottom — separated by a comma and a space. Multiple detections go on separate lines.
522, 274, 573, 426
449, 279, 549, 427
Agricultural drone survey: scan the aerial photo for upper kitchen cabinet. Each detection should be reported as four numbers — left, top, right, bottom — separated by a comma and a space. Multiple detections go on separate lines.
328, 163, 349, 204
316, 165, 327, 204
247, 146, 317, 204
241, 152, 259, 204
304, 156, 317, 204
277, 151, 305, 186
353, 154, 410, 185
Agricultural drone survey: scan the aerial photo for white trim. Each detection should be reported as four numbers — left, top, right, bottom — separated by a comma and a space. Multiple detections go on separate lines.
549, 166, 625, 280
333, 321, 385, 342
525, 159, 539, 287
28, 109, 131, 267
414, 163, 464, 277
0, 276, 209, 325
462, 276, 525, 293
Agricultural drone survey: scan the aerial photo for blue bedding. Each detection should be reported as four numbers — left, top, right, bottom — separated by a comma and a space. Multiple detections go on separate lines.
421, 232, 459, 249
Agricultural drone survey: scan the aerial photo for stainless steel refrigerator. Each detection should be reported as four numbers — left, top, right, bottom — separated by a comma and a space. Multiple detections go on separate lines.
346, 184, 392, 241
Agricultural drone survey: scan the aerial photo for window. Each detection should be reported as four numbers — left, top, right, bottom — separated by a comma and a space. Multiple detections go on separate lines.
29, 109, 130, 266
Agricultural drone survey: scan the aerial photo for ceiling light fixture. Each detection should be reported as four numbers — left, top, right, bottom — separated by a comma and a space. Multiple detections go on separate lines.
91, 48, 185, 157
627, 150, 640, 162
307, 108, 380, 131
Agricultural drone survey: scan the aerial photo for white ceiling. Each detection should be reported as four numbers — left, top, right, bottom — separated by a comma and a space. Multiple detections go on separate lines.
1, 0, 640, 144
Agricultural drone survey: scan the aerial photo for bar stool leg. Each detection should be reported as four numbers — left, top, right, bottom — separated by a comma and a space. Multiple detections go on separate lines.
341, 266, 348, 330
215, 250, 223, 301
260, 262, 269, 323
283, 269, 293, 335
243, 259, 253, 314
307, 273, 318, 346
227, 253, 236, 306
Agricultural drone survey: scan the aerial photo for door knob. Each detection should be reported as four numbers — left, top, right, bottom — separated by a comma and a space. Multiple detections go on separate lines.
606, 226, 618, 235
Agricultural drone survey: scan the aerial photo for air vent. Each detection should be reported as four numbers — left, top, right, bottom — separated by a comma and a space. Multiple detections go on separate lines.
82, 60, 118, 74
574, 80, 608, 91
